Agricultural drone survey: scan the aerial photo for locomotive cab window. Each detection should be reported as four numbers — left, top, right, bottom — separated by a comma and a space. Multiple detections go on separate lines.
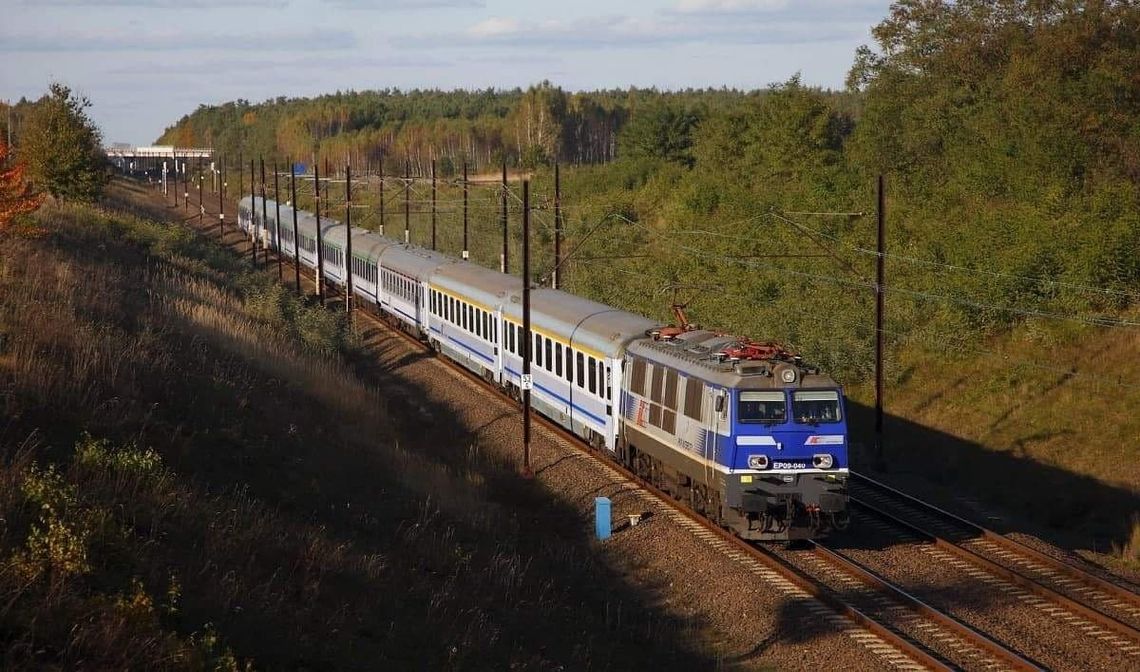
792, 390, 842, 425
739, 391, 786, 424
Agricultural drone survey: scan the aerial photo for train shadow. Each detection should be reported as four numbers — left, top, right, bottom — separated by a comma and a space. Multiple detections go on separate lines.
845, 400, 1140, 560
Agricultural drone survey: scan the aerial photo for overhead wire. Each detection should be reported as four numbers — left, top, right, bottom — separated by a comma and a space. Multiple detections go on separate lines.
614, 215, 1140, 330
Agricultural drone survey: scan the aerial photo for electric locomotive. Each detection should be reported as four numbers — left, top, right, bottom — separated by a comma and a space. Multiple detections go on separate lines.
619, 328, 849, 541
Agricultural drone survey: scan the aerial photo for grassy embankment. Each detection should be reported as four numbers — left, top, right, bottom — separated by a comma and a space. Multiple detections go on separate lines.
0, 184, 713, 670
846, 318, 1140, 564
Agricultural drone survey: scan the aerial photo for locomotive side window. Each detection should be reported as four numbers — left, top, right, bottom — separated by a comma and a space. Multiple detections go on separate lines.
661, 370, 678, 433
664, 370, 678, 410
792, 390, 842, 424
739, 391, 786, 424
630, 358, 647, 395
683, 377, 703, 421
649, 366, 664, 404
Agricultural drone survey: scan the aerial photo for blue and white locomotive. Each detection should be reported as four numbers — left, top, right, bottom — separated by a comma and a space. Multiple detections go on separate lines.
238, 195, 849, 541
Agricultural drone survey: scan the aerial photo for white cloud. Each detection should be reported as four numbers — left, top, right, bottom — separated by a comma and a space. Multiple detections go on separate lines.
0, 28, 356, 52
468, 17, 522, 38
404, 12, 865, 51
24, 0, 287, 7
324, 0, 483, 8
674, 0, 787, 13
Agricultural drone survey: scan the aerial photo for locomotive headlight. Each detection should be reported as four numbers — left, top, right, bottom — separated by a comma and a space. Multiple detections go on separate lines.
812, 453, 834, 469
748, 454, 770, 470
781, 368, 797, 383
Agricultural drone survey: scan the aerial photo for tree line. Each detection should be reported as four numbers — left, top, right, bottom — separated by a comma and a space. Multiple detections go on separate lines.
161, 1, 1140, 382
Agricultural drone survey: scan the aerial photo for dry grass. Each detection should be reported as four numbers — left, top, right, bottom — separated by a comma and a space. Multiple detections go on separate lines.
847, 316, 1140, 558
0, 193, 709, 670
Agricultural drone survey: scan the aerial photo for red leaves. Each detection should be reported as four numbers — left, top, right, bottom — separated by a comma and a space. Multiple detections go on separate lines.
0, 140, 45, 234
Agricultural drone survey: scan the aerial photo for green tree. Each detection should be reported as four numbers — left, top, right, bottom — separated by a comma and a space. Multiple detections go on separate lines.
618, 101, 703, 167
20, 83, 108, 202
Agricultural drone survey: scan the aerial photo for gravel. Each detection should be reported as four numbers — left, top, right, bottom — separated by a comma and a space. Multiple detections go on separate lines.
829, 511, 1140, 671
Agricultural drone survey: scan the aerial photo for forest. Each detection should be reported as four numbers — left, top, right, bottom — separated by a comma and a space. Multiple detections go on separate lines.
157, 0, 1140, 384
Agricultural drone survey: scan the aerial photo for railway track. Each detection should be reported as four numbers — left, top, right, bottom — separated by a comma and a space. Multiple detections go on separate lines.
850, 472, 1140, 659
135, 180, 1133, 670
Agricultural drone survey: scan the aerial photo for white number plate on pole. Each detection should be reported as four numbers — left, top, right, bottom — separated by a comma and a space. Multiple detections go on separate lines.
520, 374, 533, 391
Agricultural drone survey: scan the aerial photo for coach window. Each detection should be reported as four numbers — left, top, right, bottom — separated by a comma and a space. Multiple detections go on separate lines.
535, 334, 543, 367
555, 343, 563, 377
588, 357, 597, 394
576, 352, 585, 388
544, 338, 552, 372
605, 366, 612, 401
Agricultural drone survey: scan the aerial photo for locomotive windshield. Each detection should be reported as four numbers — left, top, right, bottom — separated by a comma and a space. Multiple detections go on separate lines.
738, 391, 786, 424
792, 390, 842, 424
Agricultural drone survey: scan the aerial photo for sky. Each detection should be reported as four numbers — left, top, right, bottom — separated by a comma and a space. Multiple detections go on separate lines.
0, 0, 893, 146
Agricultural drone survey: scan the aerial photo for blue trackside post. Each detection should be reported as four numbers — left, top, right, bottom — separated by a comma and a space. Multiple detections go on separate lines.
595, 497, 611, 540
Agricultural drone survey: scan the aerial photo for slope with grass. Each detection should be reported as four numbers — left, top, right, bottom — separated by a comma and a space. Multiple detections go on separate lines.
0, 185, 722, 670
846, 317, 1140, 565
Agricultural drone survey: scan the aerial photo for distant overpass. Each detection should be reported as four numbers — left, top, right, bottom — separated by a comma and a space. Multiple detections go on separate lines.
106, 145, 217, 185
106, 145, 213, 160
